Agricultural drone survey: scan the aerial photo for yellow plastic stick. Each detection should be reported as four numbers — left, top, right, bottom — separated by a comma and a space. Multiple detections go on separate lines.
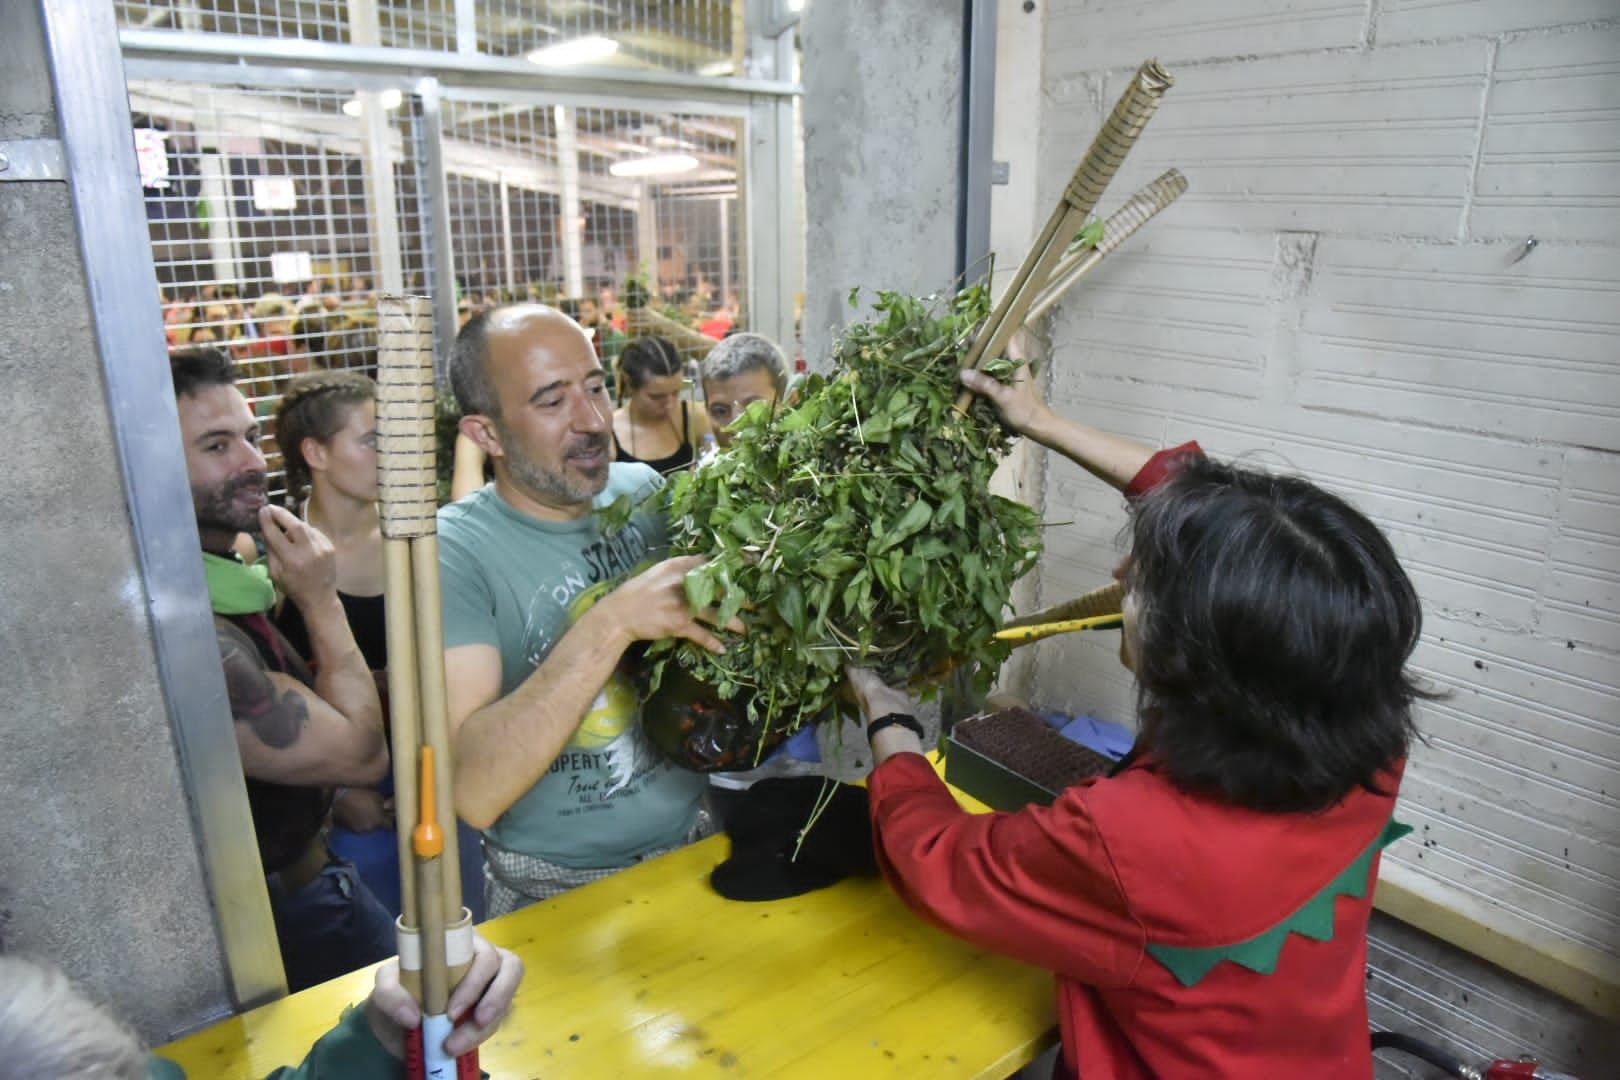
994, 612, 1124, 645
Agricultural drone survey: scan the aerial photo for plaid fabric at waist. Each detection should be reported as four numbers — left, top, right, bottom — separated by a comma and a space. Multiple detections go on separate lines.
481, 805, 716, 919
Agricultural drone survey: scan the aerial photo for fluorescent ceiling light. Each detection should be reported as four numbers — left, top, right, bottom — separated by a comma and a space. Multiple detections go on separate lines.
609, 153, 700, 178
698, 59, 735, 77
526, 35, 619, 66
343, 89, 404, 117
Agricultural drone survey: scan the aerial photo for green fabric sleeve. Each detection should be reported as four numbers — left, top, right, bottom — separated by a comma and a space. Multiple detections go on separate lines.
147, 1005, 400, 1080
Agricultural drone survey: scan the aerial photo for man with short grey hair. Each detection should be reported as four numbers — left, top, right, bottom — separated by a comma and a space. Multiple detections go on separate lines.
699, 332, 789, 447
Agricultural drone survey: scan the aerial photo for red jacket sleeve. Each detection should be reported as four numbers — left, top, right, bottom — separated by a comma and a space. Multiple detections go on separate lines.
868, 753, 1144, 988
1123, 441, 1203, 499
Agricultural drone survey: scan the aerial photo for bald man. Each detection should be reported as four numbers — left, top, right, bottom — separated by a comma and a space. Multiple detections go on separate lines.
439, 305, 735, 916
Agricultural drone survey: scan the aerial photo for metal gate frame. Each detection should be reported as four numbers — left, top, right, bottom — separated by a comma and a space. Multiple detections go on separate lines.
114, 13, 802, 1006
120, 25, 803, 365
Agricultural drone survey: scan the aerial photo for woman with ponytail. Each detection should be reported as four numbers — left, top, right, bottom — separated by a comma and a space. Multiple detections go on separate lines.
611, 336, 712, 475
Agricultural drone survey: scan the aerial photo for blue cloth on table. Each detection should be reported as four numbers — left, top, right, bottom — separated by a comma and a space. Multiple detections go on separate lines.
1044, 712, 1135, 761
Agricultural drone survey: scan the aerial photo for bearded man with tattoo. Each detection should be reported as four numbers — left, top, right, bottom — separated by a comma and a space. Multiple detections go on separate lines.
171, 348, 393, 991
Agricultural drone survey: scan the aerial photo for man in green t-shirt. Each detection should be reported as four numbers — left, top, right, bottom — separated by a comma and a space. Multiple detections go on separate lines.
440, 304, 735, 917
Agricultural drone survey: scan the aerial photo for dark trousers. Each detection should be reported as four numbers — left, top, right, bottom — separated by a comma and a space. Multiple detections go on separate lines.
268, 858, 396, 992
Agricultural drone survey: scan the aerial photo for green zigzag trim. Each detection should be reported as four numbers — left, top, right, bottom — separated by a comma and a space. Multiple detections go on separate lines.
1146, 817, 1411, 988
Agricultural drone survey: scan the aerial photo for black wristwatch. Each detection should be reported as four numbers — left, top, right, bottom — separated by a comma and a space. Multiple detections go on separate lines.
867, 712, 925, 742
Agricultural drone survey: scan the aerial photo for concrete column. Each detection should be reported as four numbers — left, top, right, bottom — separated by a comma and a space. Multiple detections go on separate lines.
1, 0, 235, 1041
197, 151, 242, 285
555, 105, 585, 298
801, 0, 963, 367
637, 181, 660, 295
499, 173, 517, 292
348, 0, 404, 292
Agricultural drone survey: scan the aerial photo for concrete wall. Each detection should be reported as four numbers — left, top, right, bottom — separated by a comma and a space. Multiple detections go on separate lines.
800, 0, 964, 369
0, 1, 232, 1043
1001, 0, 1620, 1071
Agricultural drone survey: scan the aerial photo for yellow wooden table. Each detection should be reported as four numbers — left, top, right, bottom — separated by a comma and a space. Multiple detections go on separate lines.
158, 773, 1058, 1078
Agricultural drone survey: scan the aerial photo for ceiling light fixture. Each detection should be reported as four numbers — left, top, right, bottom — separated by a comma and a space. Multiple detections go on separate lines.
342, 89, 403, 117
608, 153, 700, 178
526, 35, 619, 66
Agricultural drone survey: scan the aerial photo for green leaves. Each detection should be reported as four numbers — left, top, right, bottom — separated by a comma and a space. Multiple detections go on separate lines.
1076, 218, 1105, 249
645, 285, 1045, 741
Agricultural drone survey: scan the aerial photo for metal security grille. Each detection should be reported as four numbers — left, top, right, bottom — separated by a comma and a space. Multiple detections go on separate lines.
117, 1, 350, 43
439, 98, 746, 370
477, 1, 737, 74
115, 2, 737, 72
130, 81, 429, 491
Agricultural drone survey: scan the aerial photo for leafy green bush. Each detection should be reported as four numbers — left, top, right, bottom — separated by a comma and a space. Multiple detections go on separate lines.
644, 285, 1042, 743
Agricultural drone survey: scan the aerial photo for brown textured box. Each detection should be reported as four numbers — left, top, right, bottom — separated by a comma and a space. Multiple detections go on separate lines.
946, 707, 1115, 810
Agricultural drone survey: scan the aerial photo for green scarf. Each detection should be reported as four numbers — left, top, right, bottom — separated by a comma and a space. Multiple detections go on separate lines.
203, 552, 277, 615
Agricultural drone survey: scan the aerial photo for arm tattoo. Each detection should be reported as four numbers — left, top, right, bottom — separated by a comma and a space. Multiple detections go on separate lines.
216, 624, 309, 750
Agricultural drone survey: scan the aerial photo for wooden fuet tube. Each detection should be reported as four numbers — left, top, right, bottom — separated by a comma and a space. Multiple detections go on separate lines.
955, 59, 1174, 413
1025, 169, 1188, 324
377, 296, 476, 1079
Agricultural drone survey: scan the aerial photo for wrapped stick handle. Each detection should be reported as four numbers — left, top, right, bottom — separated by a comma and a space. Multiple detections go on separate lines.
1026, 170, 1187, 324
376, 297, 439, 541
955, 60, 1173, 412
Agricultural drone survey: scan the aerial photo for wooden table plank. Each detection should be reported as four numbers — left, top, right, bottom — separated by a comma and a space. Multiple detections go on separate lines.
157, 766, 1057, 1078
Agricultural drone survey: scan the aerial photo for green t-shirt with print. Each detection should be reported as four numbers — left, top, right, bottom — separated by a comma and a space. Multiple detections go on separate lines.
438, 463, 705, 868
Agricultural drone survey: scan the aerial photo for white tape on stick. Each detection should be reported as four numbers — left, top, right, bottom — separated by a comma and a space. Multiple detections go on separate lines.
421, 1012, 456, 1078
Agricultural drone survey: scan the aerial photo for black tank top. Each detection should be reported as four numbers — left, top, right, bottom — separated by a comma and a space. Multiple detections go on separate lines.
275, 591, 388, 672
615, 400, 696, 475
224, 612, 333, 874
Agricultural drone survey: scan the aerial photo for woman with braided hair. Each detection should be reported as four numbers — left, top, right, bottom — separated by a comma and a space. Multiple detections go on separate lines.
273, 371, 485, 920
273, 372, 395, 836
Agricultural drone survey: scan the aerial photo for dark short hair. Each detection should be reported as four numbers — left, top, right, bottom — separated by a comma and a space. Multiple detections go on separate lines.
1127, 456, 1427, 813
169, 346, 236, 399
617, 336, 682, 394
449, 306, 501, 417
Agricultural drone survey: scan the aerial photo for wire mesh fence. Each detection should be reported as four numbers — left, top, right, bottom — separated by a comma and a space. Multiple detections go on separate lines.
132, 79, 749, 485
131, 81, 429, 492
439, 98, 745, 373
121, 2, 785, 489
115, 1, 737, 72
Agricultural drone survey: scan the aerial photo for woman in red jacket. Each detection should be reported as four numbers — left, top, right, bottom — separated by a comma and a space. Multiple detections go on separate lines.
844, 365, 1428, 1080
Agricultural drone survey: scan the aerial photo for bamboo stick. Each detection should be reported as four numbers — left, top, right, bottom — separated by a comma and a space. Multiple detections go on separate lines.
1025, 169, 1188, 324
382, 537, 421, 929
413, 747, 449, 1015
411, 532, 462, 922
378, 296, 472, 1066
955, 59, 1173, 413
1000, 580, 1124, 631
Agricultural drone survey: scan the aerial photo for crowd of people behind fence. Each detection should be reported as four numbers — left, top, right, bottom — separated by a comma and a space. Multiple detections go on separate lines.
161, 274, 744, 401
161, 275, 749, 481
